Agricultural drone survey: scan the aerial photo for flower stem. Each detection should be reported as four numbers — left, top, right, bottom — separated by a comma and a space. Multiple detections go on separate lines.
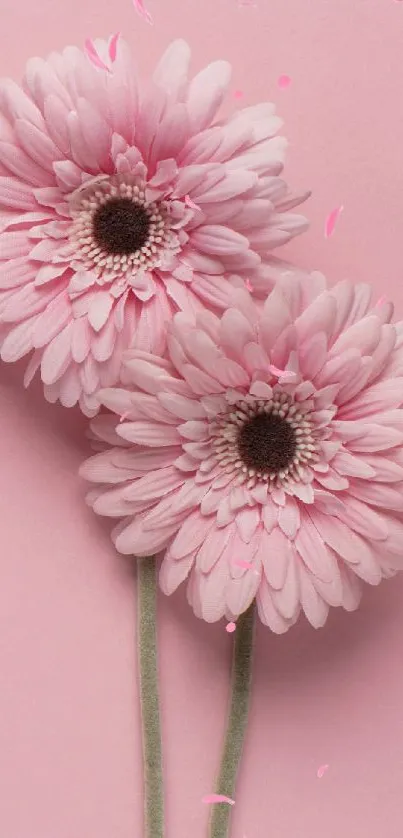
209, 604, 256, 838
137, 556, 164, 838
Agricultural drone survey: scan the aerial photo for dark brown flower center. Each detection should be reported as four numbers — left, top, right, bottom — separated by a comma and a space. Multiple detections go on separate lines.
237, 413, 297, 473
92, 198, 150, 255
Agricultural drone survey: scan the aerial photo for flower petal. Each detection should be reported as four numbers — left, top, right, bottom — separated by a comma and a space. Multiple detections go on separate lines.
256, 526, 289, 589
40, 322, 73, 384
169, 510, 215, 559
191, 225, 249, 256
117, 421, 181, 447
153, 39, 191, 99
186, 61, 231, 133
87, 292, 114, 332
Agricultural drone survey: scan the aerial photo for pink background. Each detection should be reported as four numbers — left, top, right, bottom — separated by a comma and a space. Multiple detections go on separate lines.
1, 0, 403, 836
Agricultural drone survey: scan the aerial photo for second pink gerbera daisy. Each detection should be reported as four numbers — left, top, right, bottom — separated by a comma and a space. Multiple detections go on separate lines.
81, 272, 403, 632
0, 37, 308, 415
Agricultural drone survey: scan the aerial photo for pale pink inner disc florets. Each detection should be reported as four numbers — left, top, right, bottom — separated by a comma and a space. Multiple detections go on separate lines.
210, 391, 319, 489
69, 176, 176, 287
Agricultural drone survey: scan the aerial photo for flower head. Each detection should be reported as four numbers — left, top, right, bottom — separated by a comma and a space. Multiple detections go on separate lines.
81, 273, 403, 632
0, 37, 308, 415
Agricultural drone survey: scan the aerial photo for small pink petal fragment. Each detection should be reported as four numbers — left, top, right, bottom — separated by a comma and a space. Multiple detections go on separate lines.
245, 278, 254, 292
108, 32, 120, 63
325, 206, 344, 238
202, 794, 236, 806
132, 0, 153, 24
119, 412, 130, 423
84, 39, 112, 73
226, 622, 237, 633
375, 295, 387, 307
278, 74, 291, 89
184, 194, 199, 211
269, 364, 297, 381
317, 764, 329, 778
234, 559, 254, 569
234, 89, 244, 99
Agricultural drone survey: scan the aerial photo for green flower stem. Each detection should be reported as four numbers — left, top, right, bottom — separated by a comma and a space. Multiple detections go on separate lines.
209, 604, 256, 838
137, 556, 164, 838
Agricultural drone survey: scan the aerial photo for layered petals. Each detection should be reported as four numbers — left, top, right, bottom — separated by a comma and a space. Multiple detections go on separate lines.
81, 273, 403, 631
0, 37, 307, 415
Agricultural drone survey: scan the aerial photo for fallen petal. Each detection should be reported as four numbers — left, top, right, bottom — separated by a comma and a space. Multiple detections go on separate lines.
278, 74, 291, 89
84, 38, 111, 73
202, 794, 235, 805
108, 32, 120, 63
325, 206, 344, 238
234, 559, 255, 569
132, 0, 153, 24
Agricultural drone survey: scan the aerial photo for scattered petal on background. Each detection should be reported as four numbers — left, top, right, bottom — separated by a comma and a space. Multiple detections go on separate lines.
278, 74, 291, 89
234, 89, 244, 99
132, 0, 153, 24
108, 32, 120, 63
202, 794, 236, 805
84, 39, 112, 73
226, 622, 237, 633
375, 296, 387, 307
234, 559, 255, 569
245, 278, 253, 292
325, 205, 344, 238
317, 764, 329, 778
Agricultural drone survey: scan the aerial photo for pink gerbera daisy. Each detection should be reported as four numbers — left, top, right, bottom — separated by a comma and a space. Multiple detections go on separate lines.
0, 37, 308, 415
81, 273, 403, 632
